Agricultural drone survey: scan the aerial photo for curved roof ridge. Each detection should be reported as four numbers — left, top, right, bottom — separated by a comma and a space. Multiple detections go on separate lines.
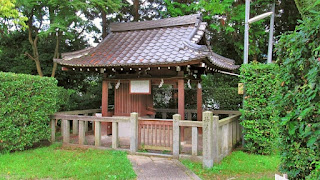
61, 47, 94, 60
110, 14, 201, 32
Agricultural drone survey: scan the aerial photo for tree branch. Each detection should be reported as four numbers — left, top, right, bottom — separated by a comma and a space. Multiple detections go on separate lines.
25, 52, 36, 61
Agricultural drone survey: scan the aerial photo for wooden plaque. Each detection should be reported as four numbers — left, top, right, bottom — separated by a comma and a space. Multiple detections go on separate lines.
238, 83, 244, 95
130, 80, 151, 94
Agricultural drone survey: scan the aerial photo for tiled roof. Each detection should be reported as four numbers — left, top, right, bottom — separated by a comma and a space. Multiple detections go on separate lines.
54, 14, 239, 70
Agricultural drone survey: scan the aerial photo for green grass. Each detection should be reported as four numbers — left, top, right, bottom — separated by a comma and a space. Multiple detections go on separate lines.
0, 143, 136, 180
182, 151, 280, 180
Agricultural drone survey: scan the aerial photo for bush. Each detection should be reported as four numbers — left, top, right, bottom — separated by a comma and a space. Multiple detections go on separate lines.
239, 63, 279, 155
275, 5, 320, 179
202, 73, 242, 110
0, 72, 59, 153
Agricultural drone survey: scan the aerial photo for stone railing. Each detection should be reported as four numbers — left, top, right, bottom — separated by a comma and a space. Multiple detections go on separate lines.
51, 110, 242, 168
51, 110, 130, 149
156, 108, 240, 120
171, 111, 241, 168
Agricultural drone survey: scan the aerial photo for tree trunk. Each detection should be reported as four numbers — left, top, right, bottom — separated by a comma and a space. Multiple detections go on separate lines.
51, 31, 61, 77
133, 0, 139, 21
102, 10, 107, 39
27, 15, 43, 77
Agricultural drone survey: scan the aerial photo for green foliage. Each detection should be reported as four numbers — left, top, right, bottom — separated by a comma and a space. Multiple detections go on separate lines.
0, 72, 59, 153
202, 73, 242, 110
0, 143, 136, 179
240, 63, 279, 155
294, 0, 319, 19
275, 2, 320, 178
0, 0, 27, 29
182, 151, 280, 179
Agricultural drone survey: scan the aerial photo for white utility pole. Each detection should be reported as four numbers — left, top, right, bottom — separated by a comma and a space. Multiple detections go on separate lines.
267, 3, 275, 63
243, 0, 276, 64
244, 0, 250, 64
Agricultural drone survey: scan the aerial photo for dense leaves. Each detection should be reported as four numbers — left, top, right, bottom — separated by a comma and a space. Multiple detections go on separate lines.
202, 73, 242, 110
0, 0, 27, 29
0, 72, 59, 153
240, 63, 279, 155
275, 2, 320, 178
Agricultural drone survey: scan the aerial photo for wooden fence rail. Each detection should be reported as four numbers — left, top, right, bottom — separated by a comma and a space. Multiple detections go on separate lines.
138, 119, 173, 151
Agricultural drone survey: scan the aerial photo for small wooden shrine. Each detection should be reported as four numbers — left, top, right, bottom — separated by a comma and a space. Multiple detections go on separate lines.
54, 14, 239, 136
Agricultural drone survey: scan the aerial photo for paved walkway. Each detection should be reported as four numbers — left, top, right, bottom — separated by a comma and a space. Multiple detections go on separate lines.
128, 155, 201, 180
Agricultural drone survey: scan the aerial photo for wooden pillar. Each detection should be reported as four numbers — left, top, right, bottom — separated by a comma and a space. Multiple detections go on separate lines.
197, 81, 203, 134
102, 76, 112, 135
178, 79, 185, 142
102, 76, 108, 116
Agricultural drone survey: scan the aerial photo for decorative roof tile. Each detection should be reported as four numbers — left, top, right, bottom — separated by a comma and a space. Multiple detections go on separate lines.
54, 14, 239, 70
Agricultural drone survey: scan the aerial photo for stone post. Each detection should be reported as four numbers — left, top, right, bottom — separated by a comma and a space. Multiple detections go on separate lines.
203, 111, 213, 168
237, 118, 241, 142
112, 122, 119, 149
228, 121, 233, 152
72, 120, 79, 135
173, 114, 181, 159
84, 114, 88, 132
192, 126, 198, 156
79, 120, 85, 145
222, 124, 229, 156
95, 121, 101, 146
62, 120, 70, 144
212, 116, 219, 163
232, 121, 237, 147
130, 112, 138, 153
51, 119, 56, 142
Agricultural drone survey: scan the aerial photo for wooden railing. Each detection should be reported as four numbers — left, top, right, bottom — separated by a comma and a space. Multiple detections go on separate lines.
138, 118, 173, 151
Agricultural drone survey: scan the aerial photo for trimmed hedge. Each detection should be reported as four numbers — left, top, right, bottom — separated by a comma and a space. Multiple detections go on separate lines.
0, 72, 59, 153
275, 7, 320, 179
202, 73, 242, 110
240, 63, 279, 155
